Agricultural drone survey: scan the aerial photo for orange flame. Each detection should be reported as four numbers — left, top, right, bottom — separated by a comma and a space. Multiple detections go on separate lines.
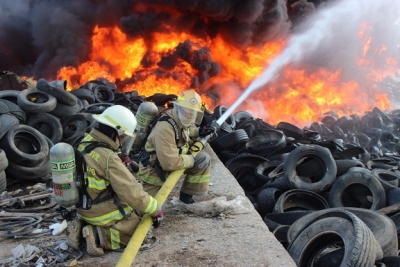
58, 23, 396, 127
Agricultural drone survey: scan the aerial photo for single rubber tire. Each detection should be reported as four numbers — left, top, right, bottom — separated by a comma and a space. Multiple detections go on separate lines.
283, 144, 337, 193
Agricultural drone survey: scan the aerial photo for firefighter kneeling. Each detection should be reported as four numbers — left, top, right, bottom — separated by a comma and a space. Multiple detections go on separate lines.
137, 89, 212, 204
67, 105, 163, 256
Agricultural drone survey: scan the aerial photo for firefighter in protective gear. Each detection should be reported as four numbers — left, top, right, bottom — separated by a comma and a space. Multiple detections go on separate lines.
66, 105, 162, 256
137, 89, 212, 204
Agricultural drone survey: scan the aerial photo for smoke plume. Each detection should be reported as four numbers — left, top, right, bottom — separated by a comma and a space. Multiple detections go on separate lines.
0, 0, 307, 80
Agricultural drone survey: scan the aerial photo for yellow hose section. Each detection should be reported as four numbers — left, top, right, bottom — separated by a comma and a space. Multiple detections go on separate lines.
116, 140, 204, 267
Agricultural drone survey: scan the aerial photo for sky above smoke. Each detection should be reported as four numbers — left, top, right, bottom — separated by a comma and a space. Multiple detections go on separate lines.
0, 0, 316, 79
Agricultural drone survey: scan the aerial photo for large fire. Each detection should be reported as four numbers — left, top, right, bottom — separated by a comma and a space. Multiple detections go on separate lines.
59, 26, 206, 97
57, 21, 396, 127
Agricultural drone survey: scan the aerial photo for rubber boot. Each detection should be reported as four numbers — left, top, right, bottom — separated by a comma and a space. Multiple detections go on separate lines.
82, 225, 104, 256
139, 229, 159, 251
179, 192, 196, 204
67, 219, 84, 250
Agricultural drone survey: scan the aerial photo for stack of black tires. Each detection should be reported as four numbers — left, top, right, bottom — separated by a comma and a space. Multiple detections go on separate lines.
0, 79, 125, 184
207, 105, 400, 266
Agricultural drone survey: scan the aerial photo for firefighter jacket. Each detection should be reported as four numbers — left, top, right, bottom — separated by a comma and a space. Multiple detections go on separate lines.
76, 128, 160, 227
137, 108, 198, 185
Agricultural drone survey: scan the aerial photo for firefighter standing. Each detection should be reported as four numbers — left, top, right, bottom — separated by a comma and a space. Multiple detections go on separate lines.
67, 105, 163, 256
137, 89, 214, 204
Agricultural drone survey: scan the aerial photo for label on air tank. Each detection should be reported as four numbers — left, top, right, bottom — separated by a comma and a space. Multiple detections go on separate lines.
52, 172, 74, 183
51, 159, 76, 171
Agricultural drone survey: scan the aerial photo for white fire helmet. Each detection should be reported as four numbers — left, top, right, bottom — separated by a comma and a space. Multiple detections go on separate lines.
93, 105, 137, 137
173, 89, 204, 127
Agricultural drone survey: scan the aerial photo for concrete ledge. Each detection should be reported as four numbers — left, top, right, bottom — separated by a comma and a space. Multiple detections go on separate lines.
110, 145, 297, 266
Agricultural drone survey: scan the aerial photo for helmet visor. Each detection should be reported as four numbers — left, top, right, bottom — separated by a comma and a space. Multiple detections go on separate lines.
177, 106, 197, 126
180, 106, 197, 120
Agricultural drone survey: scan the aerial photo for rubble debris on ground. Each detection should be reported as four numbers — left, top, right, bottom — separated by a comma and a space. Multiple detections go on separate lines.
1, 242, 84, 267
0, 182, 82, 266
171, 195, 254, 217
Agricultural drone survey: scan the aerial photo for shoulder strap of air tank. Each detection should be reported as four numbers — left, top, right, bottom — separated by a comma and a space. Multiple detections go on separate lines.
82, 142, 129, 220
157, 115, 179, 145
142, 108, 179, 147
80, 141, 114, 154
74, 141, 116, 211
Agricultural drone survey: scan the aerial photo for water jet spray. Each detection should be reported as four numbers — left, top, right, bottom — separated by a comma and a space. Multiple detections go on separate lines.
217, 0, 395, 125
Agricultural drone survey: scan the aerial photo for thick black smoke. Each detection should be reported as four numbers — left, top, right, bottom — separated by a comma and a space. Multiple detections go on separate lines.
288, 0, 316, 26
0, 0, 318, 81
120, 0, 292, 49
0, 0, 131, 79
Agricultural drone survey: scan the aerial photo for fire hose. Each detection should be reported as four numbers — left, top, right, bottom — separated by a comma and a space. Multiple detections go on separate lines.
116, 129, 218, 267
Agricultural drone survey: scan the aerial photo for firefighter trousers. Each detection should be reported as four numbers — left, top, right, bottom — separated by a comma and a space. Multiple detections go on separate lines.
142, 151, 211, 197
96, 211, 141, 250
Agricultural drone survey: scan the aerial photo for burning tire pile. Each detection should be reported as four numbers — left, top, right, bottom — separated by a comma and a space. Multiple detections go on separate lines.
206, 105, 400, 266
1, 80, 400, 265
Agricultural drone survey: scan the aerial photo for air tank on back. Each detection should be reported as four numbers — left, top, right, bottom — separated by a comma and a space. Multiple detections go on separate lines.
50, 142, 79, 208
122, 101, 159, 155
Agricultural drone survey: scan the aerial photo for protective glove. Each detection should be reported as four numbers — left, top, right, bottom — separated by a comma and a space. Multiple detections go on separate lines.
118, 153, 131, 165
152, 210, 164, 229
198, 126, 216, 137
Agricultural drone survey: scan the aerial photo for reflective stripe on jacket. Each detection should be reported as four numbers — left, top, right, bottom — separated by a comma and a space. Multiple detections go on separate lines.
80, 206, 133, 226
77, 129, 159, 226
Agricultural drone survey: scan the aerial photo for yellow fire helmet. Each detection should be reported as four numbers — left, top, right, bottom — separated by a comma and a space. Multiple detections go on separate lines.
173, 89, 204, 127
93, 105, 137, 137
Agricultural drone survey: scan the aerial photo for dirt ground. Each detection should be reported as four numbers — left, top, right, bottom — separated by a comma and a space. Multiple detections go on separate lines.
0, 146, 296, 267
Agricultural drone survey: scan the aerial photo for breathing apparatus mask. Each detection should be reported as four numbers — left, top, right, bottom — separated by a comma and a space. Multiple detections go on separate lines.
173, 89, 204, 127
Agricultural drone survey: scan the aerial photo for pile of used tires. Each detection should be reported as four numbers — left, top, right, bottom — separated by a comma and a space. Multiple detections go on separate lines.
206, 105, 400, 266
0, 78, 147, 187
